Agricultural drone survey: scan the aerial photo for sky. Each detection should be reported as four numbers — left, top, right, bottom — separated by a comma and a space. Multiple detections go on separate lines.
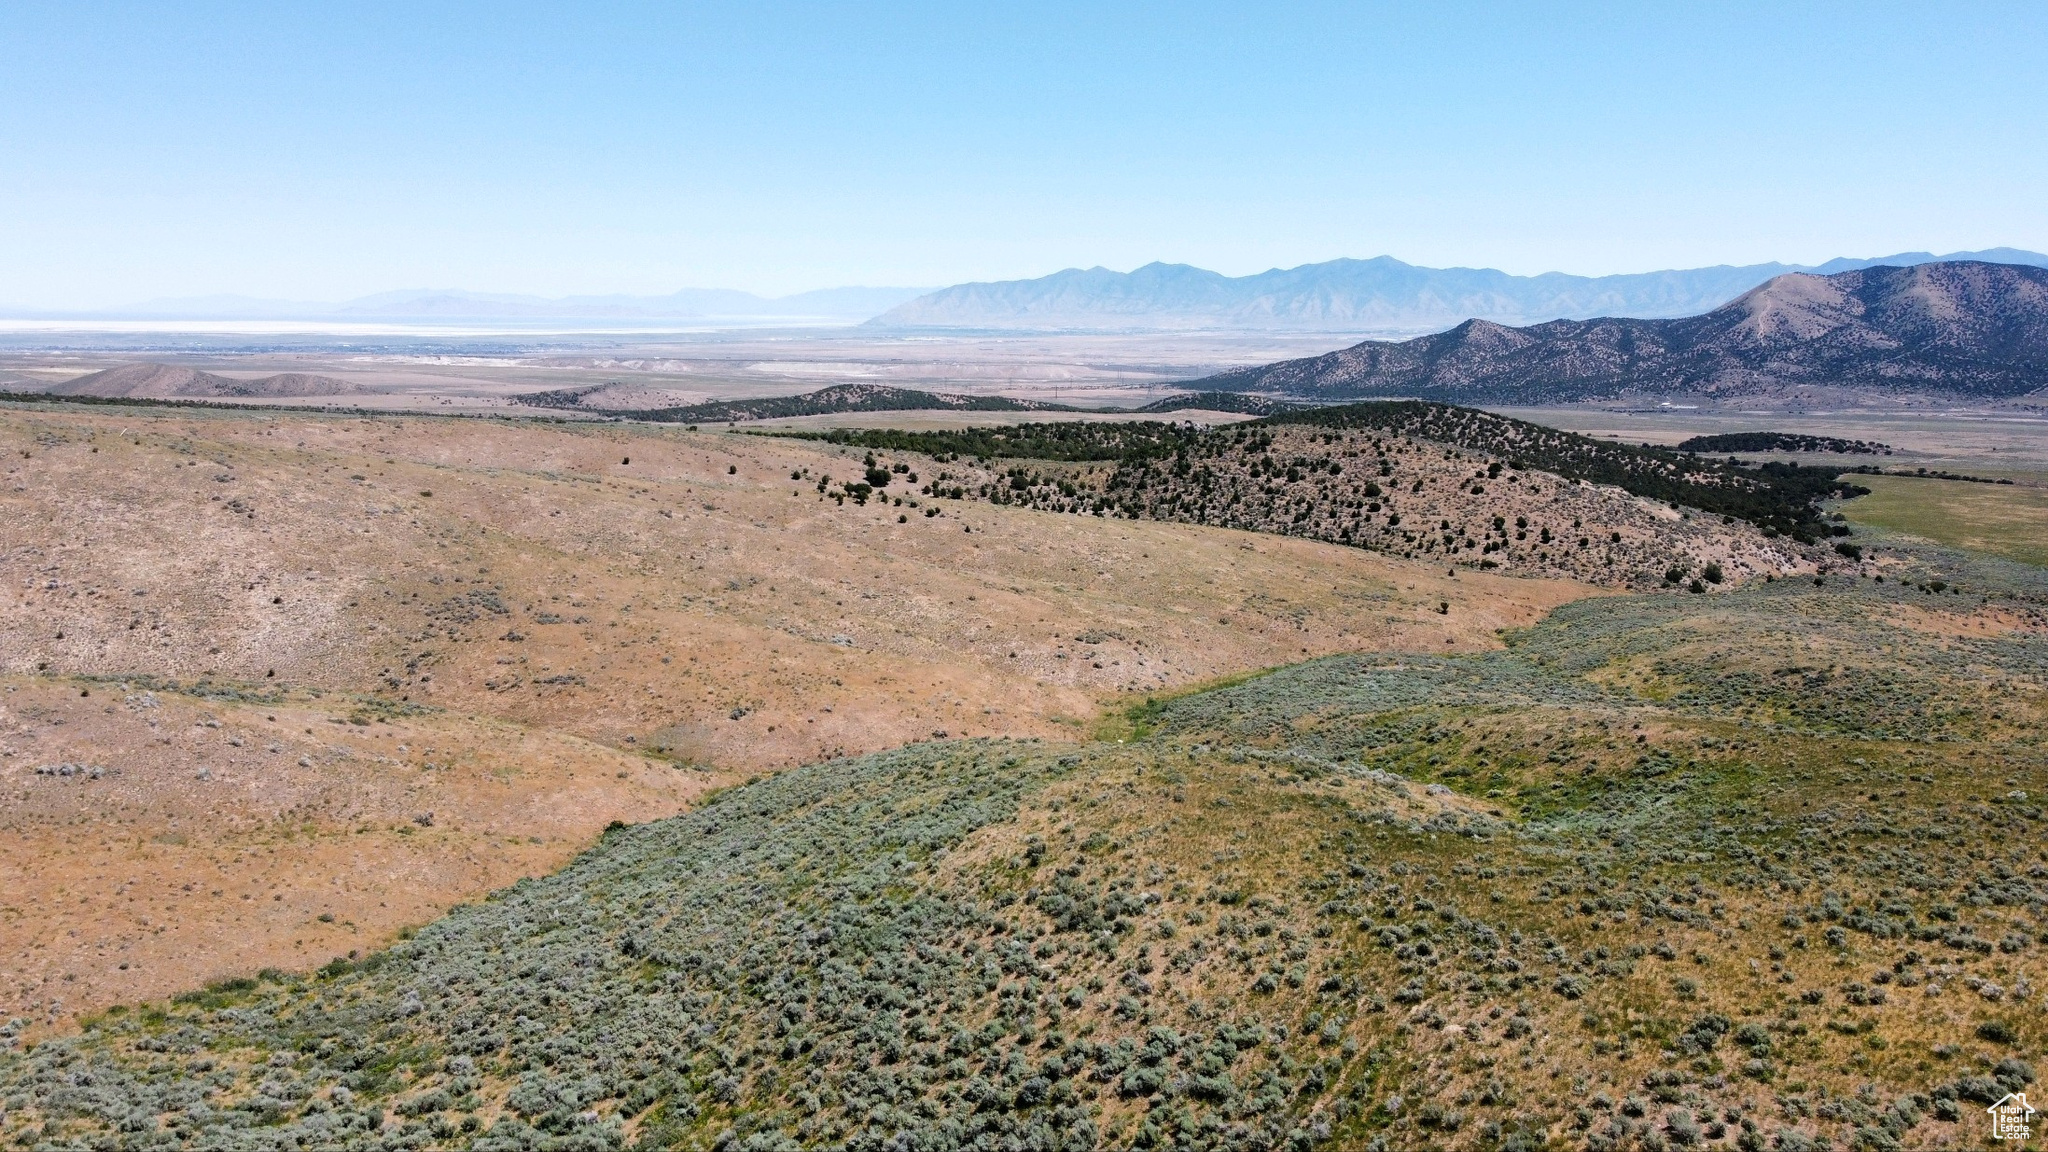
3, 1, 2046, 307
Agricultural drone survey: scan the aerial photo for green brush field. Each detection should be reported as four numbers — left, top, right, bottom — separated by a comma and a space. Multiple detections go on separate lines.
5, 534, 2043, 1151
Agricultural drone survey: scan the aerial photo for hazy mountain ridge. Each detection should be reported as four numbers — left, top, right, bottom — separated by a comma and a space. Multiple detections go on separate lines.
1195, 261, 2048, 403
33, 285, 935, 323
20, 250, 2046, 331
870, 249, 2048, 333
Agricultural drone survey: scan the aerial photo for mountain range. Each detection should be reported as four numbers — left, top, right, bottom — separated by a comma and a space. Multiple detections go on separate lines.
1194, 261, 2048, 404
16, 249, 2048, 333
869, 249, 2048, 334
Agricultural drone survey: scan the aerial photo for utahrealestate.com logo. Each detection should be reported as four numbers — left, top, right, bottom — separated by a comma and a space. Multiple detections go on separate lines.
1989, 1091, 2036, 1142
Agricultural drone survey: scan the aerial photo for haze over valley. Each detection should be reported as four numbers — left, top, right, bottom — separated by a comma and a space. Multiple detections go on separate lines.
16, 248, 2048, 337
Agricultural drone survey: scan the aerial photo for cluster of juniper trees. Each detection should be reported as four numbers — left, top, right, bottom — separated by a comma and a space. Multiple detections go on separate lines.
790, 402, 1867, 546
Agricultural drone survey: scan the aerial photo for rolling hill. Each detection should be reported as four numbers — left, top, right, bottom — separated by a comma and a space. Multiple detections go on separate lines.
3, 401, 1562, 1034
50, 363, 368, 398
6, 542, 2044, 1151
792, 400, 1863, 586
3, 391, 2045, 1151
518, 383, 1290, 422
868, 250, 2048, 334
617, 383, 1081, 422
1193, 262, 2048, 404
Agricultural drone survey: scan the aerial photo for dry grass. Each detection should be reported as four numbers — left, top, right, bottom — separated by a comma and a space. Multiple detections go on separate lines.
0, 678, 704, 1030
0, 404, 1596, 1024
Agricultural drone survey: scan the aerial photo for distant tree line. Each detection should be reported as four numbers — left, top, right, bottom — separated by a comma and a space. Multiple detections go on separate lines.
1674, 432, 1892, 455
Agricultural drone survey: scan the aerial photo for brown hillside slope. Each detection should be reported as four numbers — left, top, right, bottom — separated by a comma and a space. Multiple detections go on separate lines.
223, 371, 368, 397
0, 405, 1596, 1024
48, 363, 241, 397
50, 363, 366, 398
0, 680, 705, 1029
1, 409, 1590, 760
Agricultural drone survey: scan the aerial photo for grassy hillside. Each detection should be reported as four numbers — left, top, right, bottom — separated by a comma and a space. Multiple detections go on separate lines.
3, 404, 1572, 1029
5, 535, 2044, 1150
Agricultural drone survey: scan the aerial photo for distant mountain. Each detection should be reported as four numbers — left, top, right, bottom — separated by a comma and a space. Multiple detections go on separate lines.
29, 250, 2048, 331
71, 294, 334, 319
50, 363, 367, 398
49, 286, 935, 324
1193, 262, 2048, 404
869, 250, 2048, 333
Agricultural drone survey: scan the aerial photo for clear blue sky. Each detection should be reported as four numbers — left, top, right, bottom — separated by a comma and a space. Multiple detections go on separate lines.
4, 1, 2045, 306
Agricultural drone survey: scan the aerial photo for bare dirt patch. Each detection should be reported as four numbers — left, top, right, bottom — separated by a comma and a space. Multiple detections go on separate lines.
0, 678, 701, 1030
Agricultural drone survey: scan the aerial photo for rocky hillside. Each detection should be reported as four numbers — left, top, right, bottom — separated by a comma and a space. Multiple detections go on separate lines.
1196, 262, 2048, 403
6, 545, 2044, 1151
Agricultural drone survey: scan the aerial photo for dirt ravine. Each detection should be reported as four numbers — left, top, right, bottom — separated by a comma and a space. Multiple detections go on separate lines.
0, 405, 1598, 1024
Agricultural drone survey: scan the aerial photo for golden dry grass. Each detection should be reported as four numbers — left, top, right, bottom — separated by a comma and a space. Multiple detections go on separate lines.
0, 678, 705, 1028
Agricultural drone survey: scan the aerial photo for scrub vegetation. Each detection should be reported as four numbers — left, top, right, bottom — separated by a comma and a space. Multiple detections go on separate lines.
800, 404, 1868, 588
792, 402, 1865, 543
5, 534, 2044, 1151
